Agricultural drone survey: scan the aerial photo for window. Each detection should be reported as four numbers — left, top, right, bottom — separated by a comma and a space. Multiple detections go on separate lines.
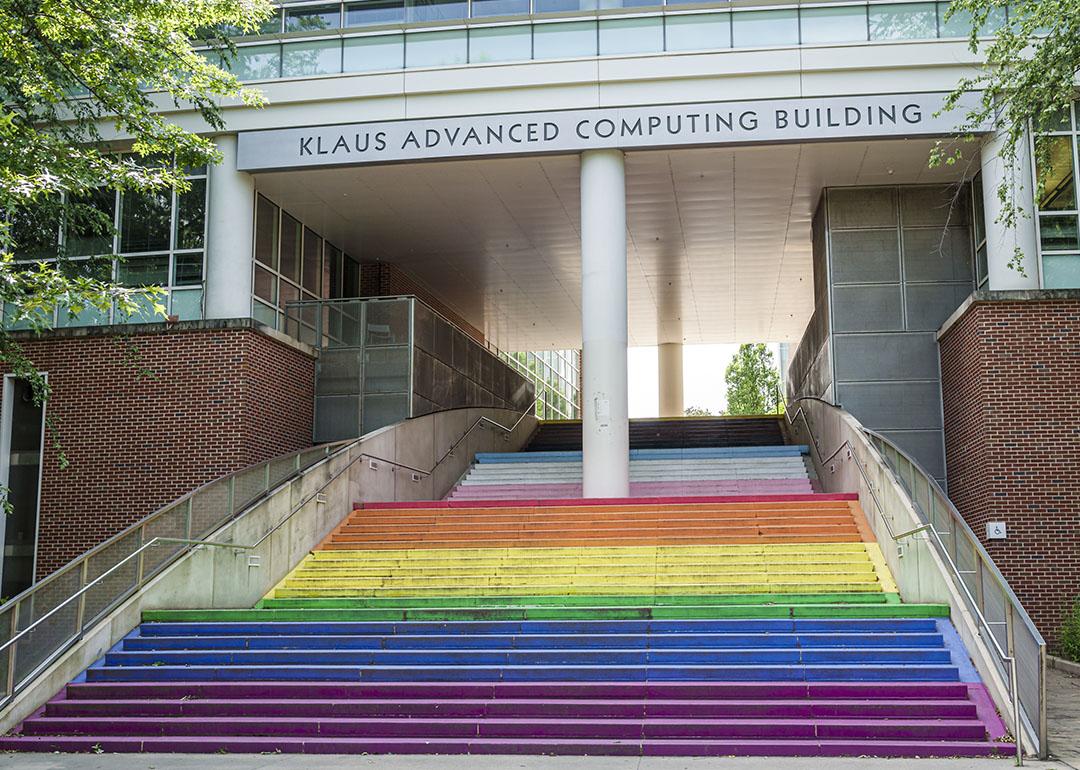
937, 2, 1006, 37
800, 5, 868, 44
472, 0, 530, 16
64, 187, 115, 257
120, 190, 171, 253
869, 3, 937, 40
665, 14, 731, 51
346, 0, 405, 26
255, 195, 280, 269
972, 173, 989, 287
470, 25, 532, 62
533, 21, 597, 58
599, 17, 663, 55
732, 10, 799, 47
344, 34, 404, 71
406, 0, 467, 22
1034, 100, 1080, 288
406, 29, 467, 66
286, 5, 341, 31
283, 39, 343, 76
229, 44, 282, 80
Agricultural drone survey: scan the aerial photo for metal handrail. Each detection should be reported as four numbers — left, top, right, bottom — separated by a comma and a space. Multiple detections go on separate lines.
786, 396, 1041, 764
0, 401, 537, 703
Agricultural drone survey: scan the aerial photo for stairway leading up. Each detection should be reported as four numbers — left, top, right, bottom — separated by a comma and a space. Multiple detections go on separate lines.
0, 418, 1013, 757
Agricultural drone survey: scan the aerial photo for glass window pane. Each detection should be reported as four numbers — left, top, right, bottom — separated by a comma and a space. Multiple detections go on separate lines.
535, 0, 596, 12
64, 187, 115, 257
56, 303, 109, 328
115, 293, 165, 324
407, 0, 467, 22
599, 17, 663, 55
252, 299, 278, 327
365, 299, 410, 345
175, 178, 206, 250
326, 243, 342, 297
117, 253, 169, 286
869, 3, 937, 40
533, 21, 597, 58
61, 256, 112, 282
170, 289, 203, 320
279, 280, 299, 310
254, 265, 277, 303
346, 0, 405, 26
732, 10, 798, 47
344, 255, 361, 296
972, 173, 986, 244
472, 0, 529, 15
976, 244, 988, 286
10, 203, 61, 260
302, 228, 323, 294
665, 14, 731, 51
286, 5, 340, 31
1034, 135, 1075, 211
280, 213, 302, 281
800, 6, 868, 44
1042, 254, 1080, 288
255, 195, 280, 269
229, 44, 281, 81
120, 190, 171, 253
1039, 215, 1080, 251
174, 252, 204, 286
283, 39, 343, 77
470, 25, 532, 62
937, 3, 1006, 37
406, 30, 467, 67
344, 34, 404, 71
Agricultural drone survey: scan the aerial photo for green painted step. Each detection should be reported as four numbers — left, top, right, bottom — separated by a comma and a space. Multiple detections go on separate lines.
255, 592, 902, 610
144, 602, 948, 624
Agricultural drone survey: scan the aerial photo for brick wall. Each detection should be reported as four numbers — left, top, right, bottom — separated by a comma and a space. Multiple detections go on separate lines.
939, 295, 1080, 649
359, 262, 486, 344
0, 321, 315, 577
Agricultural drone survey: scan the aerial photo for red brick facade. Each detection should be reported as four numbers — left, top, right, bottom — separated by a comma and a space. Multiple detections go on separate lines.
939, 294, 1080, 649
1, 321, 315, 577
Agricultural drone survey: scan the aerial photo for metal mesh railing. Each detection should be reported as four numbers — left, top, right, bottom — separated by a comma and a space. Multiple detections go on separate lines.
866, 433, 1047, 758
0, 441, 347, 710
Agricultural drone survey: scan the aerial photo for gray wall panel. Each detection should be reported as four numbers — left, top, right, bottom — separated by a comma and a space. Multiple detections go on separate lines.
902, 227, 974, 282
828, 187, 898, 229
832, 285, 904, 332
833, 332, 940, 381
905, 283, 973, 331
837, 381, 944, 431
831, 229, 902, 283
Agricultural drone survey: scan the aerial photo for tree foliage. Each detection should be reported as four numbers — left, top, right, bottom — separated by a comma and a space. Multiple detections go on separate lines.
723, 344, 782, 416
935, 0, 1080, 271
0, 0, 273, 408
684, 406, 713, 417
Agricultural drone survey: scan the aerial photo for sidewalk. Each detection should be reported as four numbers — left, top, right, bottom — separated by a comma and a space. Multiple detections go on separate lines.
1049, 662, 1080, 769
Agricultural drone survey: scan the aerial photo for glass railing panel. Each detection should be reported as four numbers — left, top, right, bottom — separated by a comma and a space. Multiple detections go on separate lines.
232, 465, 269, 513
82, 530, 142, 627
190, 481, 232, 540
139, 505, 190, 580
12, 569, 81, 689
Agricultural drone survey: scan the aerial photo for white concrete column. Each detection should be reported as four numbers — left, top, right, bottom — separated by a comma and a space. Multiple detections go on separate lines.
980, 131, 1040, 289
657, 342, 684, 418
580, 149, 629, 498
204, 134, 257, 319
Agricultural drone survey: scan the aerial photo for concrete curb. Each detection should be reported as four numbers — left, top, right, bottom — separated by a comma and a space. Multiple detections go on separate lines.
1048, 654, 1080, 677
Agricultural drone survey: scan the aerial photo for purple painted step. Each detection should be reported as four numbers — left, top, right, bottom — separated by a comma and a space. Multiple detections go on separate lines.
45, 696, 981, 720
448, 479, 815, 500
0, 734, 1016, 757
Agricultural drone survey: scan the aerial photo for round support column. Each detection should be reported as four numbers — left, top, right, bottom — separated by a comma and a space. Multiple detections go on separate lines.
205, 134, 257, 320
658, 342, 684, 418
580, 149, 629, 498
980, 131, 1040, 289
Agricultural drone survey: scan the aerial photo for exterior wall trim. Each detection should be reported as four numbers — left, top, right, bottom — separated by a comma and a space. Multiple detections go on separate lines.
6, 318, 318, 359
937, 288, 1080, 339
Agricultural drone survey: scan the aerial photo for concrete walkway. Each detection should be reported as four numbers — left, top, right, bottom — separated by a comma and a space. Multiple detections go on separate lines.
1049, 664, 1080, 769
0, 756, 1070, 770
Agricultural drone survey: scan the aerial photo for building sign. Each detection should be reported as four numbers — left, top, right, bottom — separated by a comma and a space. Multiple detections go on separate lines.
236, 92, 981, 171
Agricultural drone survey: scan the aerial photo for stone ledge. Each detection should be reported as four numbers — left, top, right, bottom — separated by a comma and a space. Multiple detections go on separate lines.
4, 317, 318, 358
937, 289, 1080, 340
1049, 654, 1080, 678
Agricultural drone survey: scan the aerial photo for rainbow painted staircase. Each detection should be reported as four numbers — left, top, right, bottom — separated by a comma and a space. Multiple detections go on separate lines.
0, 429, 1014, 756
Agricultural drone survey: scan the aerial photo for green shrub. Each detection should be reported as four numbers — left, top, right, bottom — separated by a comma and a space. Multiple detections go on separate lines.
1061, 596, 1080, 663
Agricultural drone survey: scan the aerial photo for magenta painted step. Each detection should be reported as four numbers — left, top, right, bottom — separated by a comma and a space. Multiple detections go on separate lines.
45, 697, 981, 720
448, 479, 815, 500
